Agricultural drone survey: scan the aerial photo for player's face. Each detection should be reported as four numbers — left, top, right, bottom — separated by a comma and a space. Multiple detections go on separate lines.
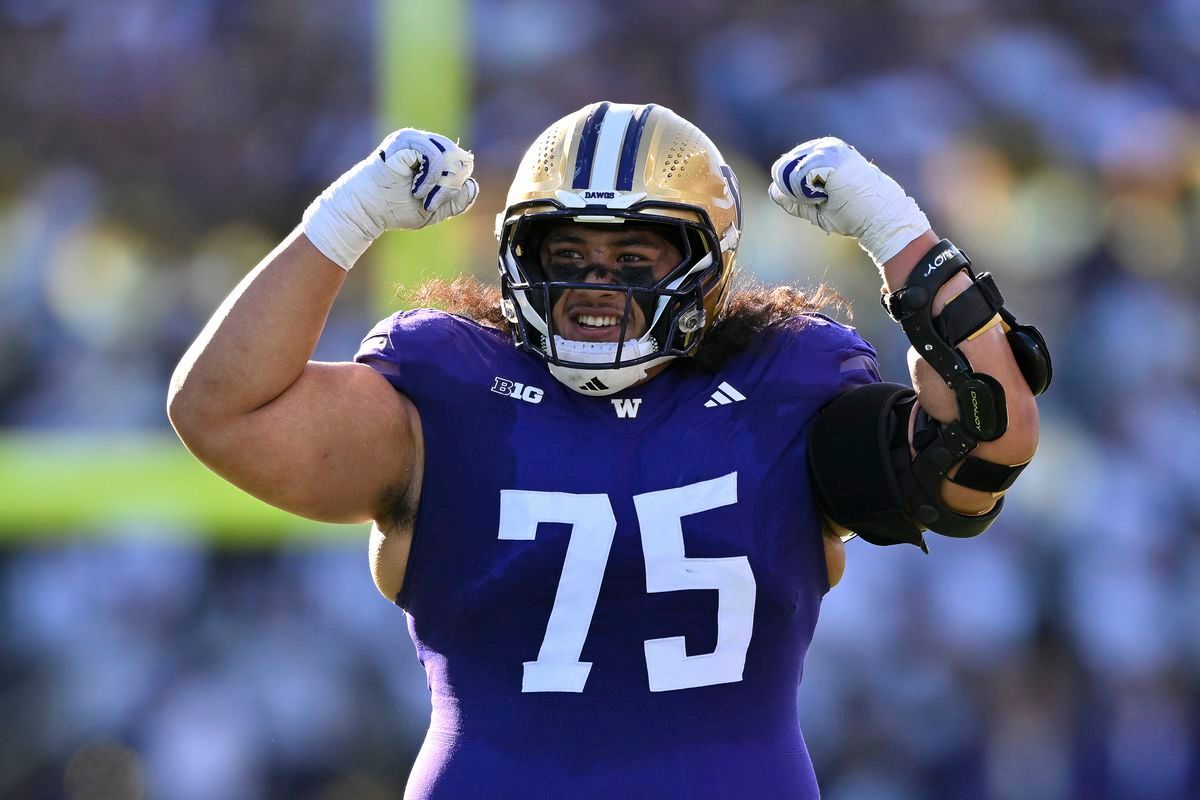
541, 223, 683, 343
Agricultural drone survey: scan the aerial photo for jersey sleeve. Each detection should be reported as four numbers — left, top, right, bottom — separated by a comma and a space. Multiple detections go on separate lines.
780, 312, 882, 395
737, 313, 882, 420
353, 308, 501, 401
810, 312, 881, 393
354, 313, 408, 392
836, 348, 882, 391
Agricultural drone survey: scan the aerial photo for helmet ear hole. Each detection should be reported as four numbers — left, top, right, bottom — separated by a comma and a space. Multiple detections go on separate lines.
677, 306, 705, 334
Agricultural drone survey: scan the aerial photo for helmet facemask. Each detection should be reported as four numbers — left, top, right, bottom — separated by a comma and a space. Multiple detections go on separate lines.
498, 204, 724, 394
495, 102, 742, 395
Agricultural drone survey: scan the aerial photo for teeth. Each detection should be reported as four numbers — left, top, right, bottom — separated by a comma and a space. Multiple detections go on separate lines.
577, 314, 619, 328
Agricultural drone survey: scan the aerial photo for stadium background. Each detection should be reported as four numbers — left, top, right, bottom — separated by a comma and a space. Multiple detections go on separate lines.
2, 0, 1198, 798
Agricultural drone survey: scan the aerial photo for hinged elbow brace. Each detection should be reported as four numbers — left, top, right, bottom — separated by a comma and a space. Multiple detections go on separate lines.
808, 240, 1052, 551
809, 382, 1004, 553
881, 239, 1051, 497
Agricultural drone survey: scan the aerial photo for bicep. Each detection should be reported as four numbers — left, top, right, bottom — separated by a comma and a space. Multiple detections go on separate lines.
192, 361, 419, 524
822, 525, 847, 589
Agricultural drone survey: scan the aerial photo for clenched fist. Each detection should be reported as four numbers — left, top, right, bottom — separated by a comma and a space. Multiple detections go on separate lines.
769, 137, 929, 269
302, 128, 479, 271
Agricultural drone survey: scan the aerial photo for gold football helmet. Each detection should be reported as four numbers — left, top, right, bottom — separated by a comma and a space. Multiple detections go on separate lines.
496, 102, 743, 395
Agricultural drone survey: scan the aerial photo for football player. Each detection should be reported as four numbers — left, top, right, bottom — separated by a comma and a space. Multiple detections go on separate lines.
168, 103, 1046, 799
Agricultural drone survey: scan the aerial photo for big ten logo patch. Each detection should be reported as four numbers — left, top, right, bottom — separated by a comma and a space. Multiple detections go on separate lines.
491, 377, 544, 404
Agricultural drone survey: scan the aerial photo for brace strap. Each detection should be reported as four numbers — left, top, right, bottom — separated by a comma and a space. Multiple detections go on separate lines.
913, 398, 1031, 494
949, 456, 1031, 494
935, 273, 1005, 345
881, 239, 1008, 443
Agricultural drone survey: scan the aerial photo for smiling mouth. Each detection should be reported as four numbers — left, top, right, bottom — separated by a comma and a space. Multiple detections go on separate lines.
561, 309, 634, 341
577, 313, 620, 328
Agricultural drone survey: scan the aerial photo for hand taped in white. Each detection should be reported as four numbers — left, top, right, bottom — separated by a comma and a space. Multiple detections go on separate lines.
302, 128, 479, 270
769, 136, 929, 269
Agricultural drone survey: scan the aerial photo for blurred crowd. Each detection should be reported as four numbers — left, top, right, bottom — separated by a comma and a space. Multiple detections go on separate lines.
1, 0, 1198, 798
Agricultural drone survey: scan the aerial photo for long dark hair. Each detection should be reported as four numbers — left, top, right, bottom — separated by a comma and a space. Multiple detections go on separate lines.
403, 276, 849, 373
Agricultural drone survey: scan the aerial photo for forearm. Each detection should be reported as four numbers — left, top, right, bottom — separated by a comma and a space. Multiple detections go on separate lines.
168, 127, 476, 438
882, 232, 1040, 514
168, 229, 345, 431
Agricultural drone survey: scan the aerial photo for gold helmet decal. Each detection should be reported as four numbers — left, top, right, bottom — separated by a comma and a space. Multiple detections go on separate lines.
497, 102, 743, 392
506, 103, 741, 235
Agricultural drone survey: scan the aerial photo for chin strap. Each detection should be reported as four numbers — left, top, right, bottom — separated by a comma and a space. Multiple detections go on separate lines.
881, 239, 1052, 501
545, 336, 672, 396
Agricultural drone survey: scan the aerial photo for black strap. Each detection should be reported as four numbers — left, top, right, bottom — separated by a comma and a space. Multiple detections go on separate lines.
879, 239, 974, 387
881, 240, 1007, 442
935, 273, 1004, 345
908, 407, 1008, 538
949, 456, 1029, 494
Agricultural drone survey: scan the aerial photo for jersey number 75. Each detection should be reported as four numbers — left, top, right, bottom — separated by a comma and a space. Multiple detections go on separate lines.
498, 472, 755, 693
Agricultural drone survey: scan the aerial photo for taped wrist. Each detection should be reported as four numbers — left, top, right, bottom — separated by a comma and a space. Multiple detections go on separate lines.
301, 178, 379, 271
857, 196, 931, 268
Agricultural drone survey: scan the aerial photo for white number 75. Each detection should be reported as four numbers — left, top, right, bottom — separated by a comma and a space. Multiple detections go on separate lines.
498, 472, 756, 693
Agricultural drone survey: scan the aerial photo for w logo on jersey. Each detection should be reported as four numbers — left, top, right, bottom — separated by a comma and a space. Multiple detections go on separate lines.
611, 398, 642, 418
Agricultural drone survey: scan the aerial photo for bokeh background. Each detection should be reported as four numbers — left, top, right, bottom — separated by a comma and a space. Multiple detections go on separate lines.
2, 1, 1199, 798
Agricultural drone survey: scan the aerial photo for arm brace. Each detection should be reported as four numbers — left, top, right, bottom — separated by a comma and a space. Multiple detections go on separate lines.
809, 239, 1051, 550
881, 239, 1051, 495
808, 382, 1002, 552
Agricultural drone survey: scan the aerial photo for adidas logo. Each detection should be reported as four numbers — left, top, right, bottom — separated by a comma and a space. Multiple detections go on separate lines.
579, 377, 610, 392
704, 381, 746, 408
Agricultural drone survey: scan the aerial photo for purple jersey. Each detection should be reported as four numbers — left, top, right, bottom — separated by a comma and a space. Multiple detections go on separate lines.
356, 310, 879, 800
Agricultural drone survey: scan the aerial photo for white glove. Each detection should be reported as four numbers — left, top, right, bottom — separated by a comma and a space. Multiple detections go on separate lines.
769, 137, 929, 269
301, 128, 478, 270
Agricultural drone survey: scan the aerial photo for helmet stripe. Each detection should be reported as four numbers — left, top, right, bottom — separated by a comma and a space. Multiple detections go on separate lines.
571, 101, 610, 189
588, 106, 635, 191
615, 104, 657, 191
719, 164, 743, 230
